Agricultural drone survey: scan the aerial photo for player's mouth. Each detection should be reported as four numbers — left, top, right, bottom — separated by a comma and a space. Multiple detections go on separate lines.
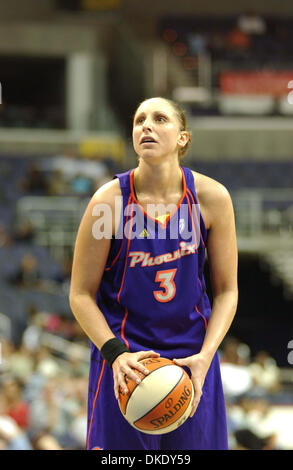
140, 136, 157, 144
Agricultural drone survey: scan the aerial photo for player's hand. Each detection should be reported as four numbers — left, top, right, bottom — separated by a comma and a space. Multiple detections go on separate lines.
173, 353, 211, 418
112, 350, 160, 400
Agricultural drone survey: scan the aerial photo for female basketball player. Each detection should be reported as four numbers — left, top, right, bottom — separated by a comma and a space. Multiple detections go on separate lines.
69, 97, 238, 450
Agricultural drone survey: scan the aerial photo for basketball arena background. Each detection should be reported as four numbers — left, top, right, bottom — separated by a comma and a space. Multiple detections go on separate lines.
0, 0, 293, 451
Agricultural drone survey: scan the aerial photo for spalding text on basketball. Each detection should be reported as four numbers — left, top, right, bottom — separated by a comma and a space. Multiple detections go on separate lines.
149, 385, 192, 428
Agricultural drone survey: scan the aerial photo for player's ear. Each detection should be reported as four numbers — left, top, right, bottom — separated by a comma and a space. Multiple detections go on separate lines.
177, 131, 190, 150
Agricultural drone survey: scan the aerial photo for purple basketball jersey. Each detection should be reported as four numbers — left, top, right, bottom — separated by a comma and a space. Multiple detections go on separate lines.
86, 166, 228, 450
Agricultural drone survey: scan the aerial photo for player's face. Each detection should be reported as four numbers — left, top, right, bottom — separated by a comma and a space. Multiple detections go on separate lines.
132, 98, 185, 161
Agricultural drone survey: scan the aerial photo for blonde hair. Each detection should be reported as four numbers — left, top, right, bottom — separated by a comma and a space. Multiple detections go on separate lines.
133, 97, 192, 159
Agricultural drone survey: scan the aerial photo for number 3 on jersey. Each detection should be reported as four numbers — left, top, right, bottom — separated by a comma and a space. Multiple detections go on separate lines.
153, 268, 177, 303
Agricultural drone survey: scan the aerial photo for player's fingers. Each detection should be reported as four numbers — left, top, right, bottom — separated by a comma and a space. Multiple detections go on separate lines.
173, 357, 189, 367
136, 350, 160, 361
127, 360, 150, 377
190, 399, 199, 418
190, 381, 202, 418
116, 370, 130, 397
113, 374, 121, 400
122, 364, 144, 385
122, 351, 159, 381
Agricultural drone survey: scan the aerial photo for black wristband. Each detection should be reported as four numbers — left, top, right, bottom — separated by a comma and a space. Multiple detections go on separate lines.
100, 338, 129, 368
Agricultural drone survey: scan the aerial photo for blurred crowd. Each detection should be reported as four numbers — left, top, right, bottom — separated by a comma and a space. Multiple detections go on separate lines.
18, 150, 114, 198
184, 9, 289, 61
219, 336, 292, 450
0, 149, 124, 450
0, 323, 291, 450
0, 315, 90, 450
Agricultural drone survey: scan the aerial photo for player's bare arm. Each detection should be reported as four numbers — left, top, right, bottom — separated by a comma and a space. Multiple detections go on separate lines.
196, 172, 238, 359
69, 178, 159, 399
69, 178, 121, 348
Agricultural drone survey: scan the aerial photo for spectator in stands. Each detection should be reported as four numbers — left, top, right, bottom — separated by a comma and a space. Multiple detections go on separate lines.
234, 429, 271, 450
227, 395, 278, 449
47, 169, 69, 196
1, 376, 30, 430
69, 173, 94, 196
220, 337, 253, 400
66, 345, 89, 378
44, 149, 82, 181
8, 253, 42, 289
31, 432, 63, 450
59, 374, 88, 448
6, 343, 34, 384
187, 28, 207, 55
227, 394, 258, 432
33, 346, 61, 379
22, 351, 50, 405
207, 32, 226, 58
45, 149, 107, 185
19, 162, 48, 195
226, 26, 251, 53
0, 394, 32, 450
29, 375, 79, 448
53, 253, 72, 292
69, 321, 89, 347
220, 336, 249, 365
78, 155, 108, 182
0, 224, 12, 248
236, 10, 268, 56
68, 382, 88, 449
12, 218, 35, 243
69, 404, 87, 449
237, 10, 266, 36
0, 340, 14, 375
29, 377, 63, 440
43, 313, 62, 335
62, 317, 78, 341
22, 304, 46, 353
249, 350, 281, 395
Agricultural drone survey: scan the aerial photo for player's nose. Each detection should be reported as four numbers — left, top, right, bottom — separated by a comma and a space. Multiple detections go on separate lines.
142, 117, 152, 131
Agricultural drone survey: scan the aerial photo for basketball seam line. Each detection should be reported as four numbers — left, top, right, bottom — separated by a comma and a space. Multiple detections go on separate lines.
123, 363, 173, 415
132, 369, 185, 426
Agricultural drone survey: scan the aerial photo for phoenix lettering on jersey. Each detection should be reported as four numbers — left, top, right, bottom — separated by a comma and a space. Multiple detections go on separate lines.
128, 241, 197, 268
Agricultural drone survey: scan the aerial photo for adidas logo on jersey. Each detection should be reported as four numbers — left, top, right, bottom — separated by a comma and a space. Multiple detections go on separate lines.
139, 228, 150, 238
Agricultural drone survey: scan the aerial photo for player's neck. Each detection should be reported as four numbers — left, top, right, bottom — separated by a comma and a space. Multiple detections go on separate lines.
134, 161, 183, 200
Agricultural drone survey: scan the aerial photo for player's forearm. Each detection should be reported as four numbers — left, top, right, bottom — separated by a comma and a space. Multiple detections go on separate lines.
199, 289, 238, 362
69, 293, 115, 349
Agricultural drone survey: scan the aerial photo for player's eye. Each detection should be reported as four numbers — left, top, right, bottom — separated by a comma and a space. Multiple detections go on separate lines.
135, 116, 145, 124
156, 115, 167, 122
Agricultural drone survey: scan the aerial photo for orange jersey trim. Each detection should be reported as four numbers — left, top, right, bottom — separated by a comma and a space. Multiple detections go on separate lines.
195, 305, 207, 330
186, 187, 206, 248
121, 308, 129, 349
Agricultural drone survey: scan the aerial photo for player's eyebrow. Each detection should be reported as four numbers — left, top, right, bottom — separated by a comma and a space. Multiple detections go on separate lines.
134, 110, 169, 122
134, 112, 145, 122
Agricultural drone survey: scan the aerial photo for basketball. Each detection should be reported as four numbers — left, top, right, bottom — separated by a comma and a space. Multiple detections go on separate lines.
118, 357, 194, 435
